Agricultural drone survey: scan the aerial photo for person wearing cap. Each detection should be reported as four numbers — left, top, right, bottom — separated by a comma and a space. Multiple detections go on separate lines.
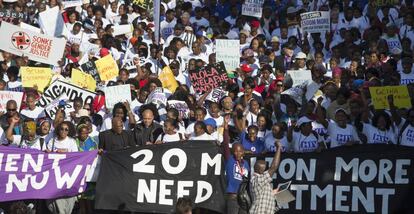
5, 117, 46, 151
270, 36, 281, 55
292, 52, 307, 70
189, 121, 215, 141
239, 30, 251, 51
399, 57, 414, 85
241, 48, 260, 76
287, 116, 325, 153
204, 118, 223, 143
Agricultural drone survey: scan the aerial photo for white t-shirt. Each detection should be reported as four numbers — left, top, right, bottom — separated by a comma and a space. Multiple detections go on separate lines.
398, 119, 414, 147
8, 135, 45, 151
363, 123, 397, 144
399, 71, 414, 85
189, 133, 215, 141
189, 17, 209, 27
156, 132, 183, 143
264, 134, 291, 153
328, 122, 360, 148
20, 107, 46, 119
47, 137, 78, 152
291, 131, 322, 153
160, 19, 177, 40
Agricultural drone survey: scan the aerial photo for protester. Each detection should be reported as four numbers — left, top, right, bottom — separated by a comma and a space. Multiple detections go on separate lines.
0, 0, 413, 213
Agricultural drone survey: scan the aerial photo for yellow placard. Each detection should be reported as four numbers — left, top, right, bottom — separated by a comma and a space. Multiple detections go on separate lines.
95, 55, 119, 81
159, 66, 179, 93
369, 86, 412, 109
21, 67, 52, 92
71, 68, 97, 91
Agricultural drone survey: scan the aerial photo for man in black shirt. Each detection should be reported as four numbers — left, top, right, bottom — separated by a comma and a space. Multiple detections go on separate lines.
98, 117, 135, 151
134, 108, 163, 146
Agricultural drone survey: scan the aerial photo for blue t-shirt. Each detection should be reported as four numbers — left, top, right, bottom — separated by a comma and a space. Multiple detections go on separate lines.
77, 137, 98, 151
225, 156, 249, 193
240, 131, 265, 154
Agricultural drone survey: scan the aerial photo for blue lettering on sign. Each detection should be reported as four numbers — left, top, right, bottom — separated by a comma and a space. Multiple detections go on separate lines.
300, 140, 317, 152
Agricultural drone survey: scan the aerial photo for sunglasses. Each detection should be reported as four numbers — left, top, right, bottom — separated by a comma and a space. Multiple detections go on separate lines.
7, 109, 17, 111
60, 128, 69, 132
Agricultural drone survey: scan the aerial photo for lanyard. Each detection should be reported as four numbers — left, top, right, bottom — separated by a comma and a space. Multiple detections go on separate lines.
236, 160, 244, 176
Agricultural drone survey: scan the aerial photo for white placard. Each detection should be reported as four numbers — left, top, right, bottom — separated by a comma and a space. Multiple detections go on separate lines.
0, 91, 23, 113
287, 70, 312, 87
167, 100, 190, 119
19, 22, 41, 33
112, 24, 132, 36
62, 0, 83, 8
38, 6, 69, 37
242, 0, 263, 18
300, 11, 330, 34
216, 39, 240, 72
44, 94, 74, 120
104, 84, 132, 110
0, 22, 67, 66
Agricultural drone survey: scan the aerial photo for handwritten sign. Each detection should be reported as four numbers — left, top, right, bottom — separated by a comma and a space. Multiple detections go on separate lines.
167, 100, 190, 119
159, 66, 179, 93
300, 11, 330, 34
0, 91, 23, 112
21, 67, 52, 92
38, 6, 69, 37
287, 70, 312, 87
215, 39, 240, 74
71, 68, 97, 91
241, 0, 264, 18
189, 62, 229, 94
44, 94, 74, 120
104, 85, 132, 110
206, 88, 228, 103
81, 61, 101, 83
0, 9, 27, 23
95, 55, 119, 81
369, 86, 412, 109
376, 0, 399, 6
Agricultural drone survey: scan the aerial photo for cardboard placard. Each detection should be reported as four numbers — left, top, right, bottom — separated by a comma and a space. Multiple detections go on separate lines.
20, 67, 53, 92
215, 39, 240, 73
287, 70, 312, 87
104, 84, 132, 110
71, 68, 97, 91
369, 86, 412, 109
0, 91, 23, 113
300, 11, 330, 34
189, 62, 229, 94
95, 55, 119, 81
159, 66, 179, 93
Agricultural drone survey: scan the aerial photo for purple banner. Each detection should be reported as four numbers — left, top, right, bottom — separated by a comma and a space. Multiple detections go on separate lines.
0, 146, 97, 202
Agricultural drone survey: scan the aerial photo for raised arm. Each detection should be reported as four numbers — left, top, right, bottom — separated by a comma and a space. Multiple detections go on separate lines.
222, 115, 231, 161
316, 97, 328, 128
388, 95, 401, 126
268, 141, 282, 176
6, 117, 19, 143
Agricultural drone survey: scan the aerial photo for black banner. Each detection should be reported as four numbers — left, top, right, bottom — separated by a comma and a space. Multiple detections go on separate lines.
95, 141, 226, 213
189, 62, 228, 94
81, 61, 101, 83
246, 145, 414, 214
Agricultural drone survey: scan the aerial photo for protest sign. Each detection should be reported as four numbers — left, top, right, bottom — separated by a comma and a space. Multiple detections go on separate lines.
0, 91, 23, 112
0, 146, 97, 202
215, 39, 240, 74
2, 0, 17, 2
0, 9, 27, 23
71, 68, 97, 91
206, 88, 228, 103
246, 144, 414, 214
159, 66, 179, 93
20, 67, 52, 92
44, 94, 74, 119
189, 62, 229, 94
20, 22, 42, 33
104, 85, 132, 110
95, 55, 119, 81
112, 24, 133, 36
300, 11, 330, 34
38, 6, 69, 37
0, 22, 66, 66
369, 86, 412, 109
146, 89, 167, 109
282, 80, 320, 104
242, 0, 264, 18
376, 0, 399, 6
37, 80, 97, 109
287, 70, 312, 87
95, 141, 225, 213
62, 0, 83, 8
81, 61, 101, 83
167, 100, 190, 119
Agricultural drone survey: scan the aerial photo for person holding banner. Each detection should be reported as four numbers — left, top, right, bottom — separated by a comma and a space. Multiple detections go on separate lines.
288, 116, 325, 153
249, 140, 282, 214
5, 117, 45, 150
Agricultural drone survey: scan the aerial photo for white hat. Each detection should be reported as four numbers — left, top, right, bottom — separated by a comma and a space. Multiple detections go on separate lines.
287, 7, 298, 14
271, 36, 280, 43
295, 52, 307, 59
296, 116, 313, 127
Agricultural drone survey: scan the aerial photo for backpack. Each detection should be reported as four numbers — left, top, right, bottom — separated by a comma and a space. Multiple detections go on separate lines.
398, 120, 410, 145
237, 175, 251, 211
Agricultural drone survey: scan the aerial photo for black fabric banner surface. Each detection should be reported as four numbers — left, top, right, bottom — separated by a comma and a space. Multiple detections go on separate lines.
95, 141, 226, 213
189, 62, 228, 94
246, 144, 414, 214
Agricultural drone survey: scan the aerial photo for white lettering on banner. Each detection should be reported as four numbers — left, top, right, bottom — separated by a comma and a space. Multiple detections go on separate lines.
161, 149, 187, 174
55, 165, 83, 189
21, 154, 44, 173
310, 185, 333, 211
270, 158, 316, 181
131, 149, 155, 174
5, 154, 20, 172
31, 171, 49, 190
334, 157, 410, 184
136, 179, 212, 205
351, 187, 374, 212
6, 174, 30, 193
200, 153, 222, 176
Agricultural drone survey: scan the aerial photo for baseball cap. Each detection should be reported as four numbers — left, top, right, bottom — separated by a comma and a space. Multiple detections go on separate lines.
271, 36, 280, 43
295, 52, 307, 59
250, 20, 260, 28
296, 116, 313, 127
204, 118, 217, 128
240, 64, 253, 73
174, 23, 184, 30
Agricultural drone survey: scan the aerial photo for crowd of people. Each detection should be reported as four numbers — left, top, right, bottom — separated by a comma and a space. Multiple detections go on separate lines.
1, 0, 414, 213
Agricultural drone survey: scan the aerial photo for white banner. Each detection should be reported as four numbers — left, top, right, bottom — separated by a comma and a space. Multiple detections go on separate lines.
36, 80, 97, 108
112, 24, 132, 36
0, 22, 66, 66
19, 22, 41, 33
287, 70, 312, 87
38, 6, 69, 37
242, 0, 264, 18
0, 91, 23, 113
282, 80, 320, 104
215, 39, 239, 73
62, 0, 83, 8
104, 85, 132, 110
300, 11, 330, 34
44, 94, 74, 120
